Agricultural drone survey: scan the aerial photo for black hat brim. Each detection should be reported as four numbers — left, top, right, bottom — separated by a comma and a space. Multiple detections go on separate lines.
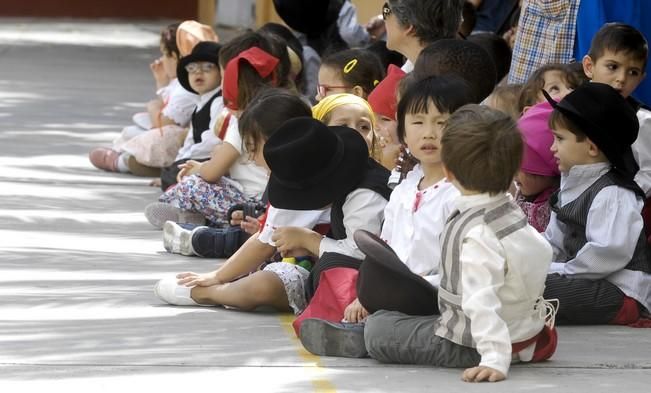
267, 126, 369, 210
354, 230, 438, 315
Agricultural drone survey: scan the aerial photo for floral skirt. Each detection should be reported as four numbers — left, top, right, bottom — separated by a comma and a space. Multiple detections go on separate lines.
159, 174, 258, 226
263, 261, 310, 314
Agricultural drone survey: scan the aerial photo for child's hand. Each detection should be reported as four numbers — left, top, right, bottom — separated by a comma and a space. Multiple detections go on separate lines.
271, 227, 319, 258
396, 146, 418, 172
462, 366, 506, 383
176, 271, 221, 287
229, 210, 261, 235
343, 298, 368, 323
177, 160, 202, 181
150, 56, 169, 87
381, 143, 401, 171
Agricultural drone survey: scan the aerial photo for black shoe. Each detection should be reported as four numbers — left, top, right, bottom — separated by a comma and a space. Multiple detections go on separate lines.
191, 226, 244, 258
299, 318, 368, 358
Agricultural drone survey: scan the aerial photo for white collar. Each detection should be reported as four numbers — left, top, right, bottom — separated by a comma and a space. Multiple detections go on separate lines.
558, 162, 611, 205
455, 192, 510, 212
198, 86, 221, 107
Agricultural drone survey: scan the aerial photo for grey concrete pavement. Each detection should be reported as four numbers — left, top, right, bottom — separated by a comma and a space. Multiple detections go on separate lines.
0, 19, 650, 392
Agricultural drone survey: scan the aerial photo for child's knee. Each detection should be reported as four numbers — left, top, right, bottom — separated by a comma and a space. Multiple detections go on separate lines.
246, 272, 285, 305
364, 311, 397, 359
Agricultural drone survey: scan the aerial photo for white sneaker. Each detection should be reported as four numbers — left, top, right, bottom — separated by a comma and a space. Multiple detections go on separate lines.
163, 221, 206, 255
145, 202, 205, 230
154, 276, 209, 306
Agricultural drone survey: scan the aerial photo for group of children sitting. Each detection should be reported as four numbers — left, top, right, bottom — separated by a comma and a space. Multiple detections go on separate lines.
88, 16, 651, 383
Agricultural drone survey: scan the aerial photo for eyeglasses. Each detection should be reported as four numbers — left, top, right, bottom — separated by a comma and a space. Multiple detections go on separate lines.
382, 2, 392, 20
317, 84, 351, 98
185, 62, 217, 74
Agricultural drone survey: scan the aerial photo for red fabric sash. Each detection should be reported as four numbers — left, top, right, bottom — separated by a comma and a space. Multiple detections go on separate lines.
222, 47, 279, 110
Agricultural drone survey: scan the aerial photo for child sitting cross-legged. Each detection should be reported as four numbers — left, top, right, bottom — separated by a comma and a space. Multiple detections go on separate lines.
363, 105, 558, 382
297, 75, 475, 358
153, 117, 390, 315
543, 82, 651, 324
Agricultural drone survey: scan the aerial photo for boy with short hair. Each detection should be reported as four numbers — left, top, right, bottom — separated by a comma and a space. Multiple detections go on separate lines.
543, 82, 651, 324
363, 105, 556, 382
581, 23, 651, 194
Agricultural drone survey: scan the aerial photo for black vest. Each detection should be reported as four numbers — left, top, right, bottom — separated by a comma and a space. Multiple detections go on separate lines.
328, 158, 392, 240
550, 170, 651, 274
191, 91, 222, 143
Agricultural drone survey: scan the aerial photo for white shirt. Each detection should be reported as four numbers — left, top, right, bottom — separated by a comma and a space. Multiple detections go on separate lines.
320, 188, 387, 259
222, 117, 269, 199
401, 60, 414, 73
545, 162, 651, 311
633, 107, 651, 196
258, 188, 386, 260
455, 193, 552, 376
258, 206, 331, 246
380, 166, 458, 286
175, 87, 224, 161
160, 78, 199, 127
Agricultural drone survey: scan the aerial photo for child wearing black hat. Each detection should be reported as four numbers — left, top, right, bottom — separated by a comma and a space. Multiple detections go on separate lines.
543, 82, 651, 325
149, 40, 225, 193
154, 117, 391, 316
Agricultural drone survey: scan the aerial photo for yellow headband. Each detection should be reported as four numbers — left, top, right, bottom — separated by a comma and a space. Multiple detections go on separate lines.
312, 93, 376, 126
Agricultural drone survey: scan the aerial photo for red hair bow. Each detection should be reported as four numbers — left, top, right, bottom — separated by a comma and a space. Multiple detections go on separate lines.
223, 47, 280, 110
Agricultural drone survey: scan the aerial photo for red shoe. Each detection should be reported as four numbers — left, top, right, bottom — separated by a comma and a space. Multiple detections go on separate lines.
89, 148, 120, 172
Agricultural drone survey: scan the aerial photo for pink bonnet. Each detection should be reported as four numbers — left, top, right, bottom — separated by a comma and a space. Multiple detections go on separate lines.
517, 101, 560, 177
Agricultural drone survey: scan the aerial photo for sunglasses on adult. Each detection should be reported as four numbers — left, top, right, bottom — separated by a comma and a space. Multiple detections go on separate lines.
382, 2, 392, 20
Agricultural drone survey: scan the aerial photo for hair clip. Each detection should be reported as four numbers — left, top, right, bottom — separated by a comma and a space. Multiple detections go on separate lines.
343, 59, 358, 74
373, 79, 380, 86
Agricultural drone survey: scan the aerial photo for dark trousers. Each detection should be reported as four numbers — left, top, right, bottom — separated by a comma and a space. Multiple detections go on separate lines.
356, 259, 438, 316
544, 273, 624, 324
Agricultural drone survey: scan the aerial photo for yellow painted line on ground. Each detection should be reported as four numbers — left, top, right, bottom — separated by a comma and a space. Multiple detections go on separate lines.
278, 313, 338, 393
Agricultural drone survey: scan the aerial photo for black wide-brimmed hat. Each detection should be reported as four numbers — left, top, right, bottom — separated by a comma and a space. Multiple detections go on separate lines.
544, 82, 640, 179
354, 230, 438, 316
272, 0, 339, 37
263, 117, 369, 210
177, 41, 222, 94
